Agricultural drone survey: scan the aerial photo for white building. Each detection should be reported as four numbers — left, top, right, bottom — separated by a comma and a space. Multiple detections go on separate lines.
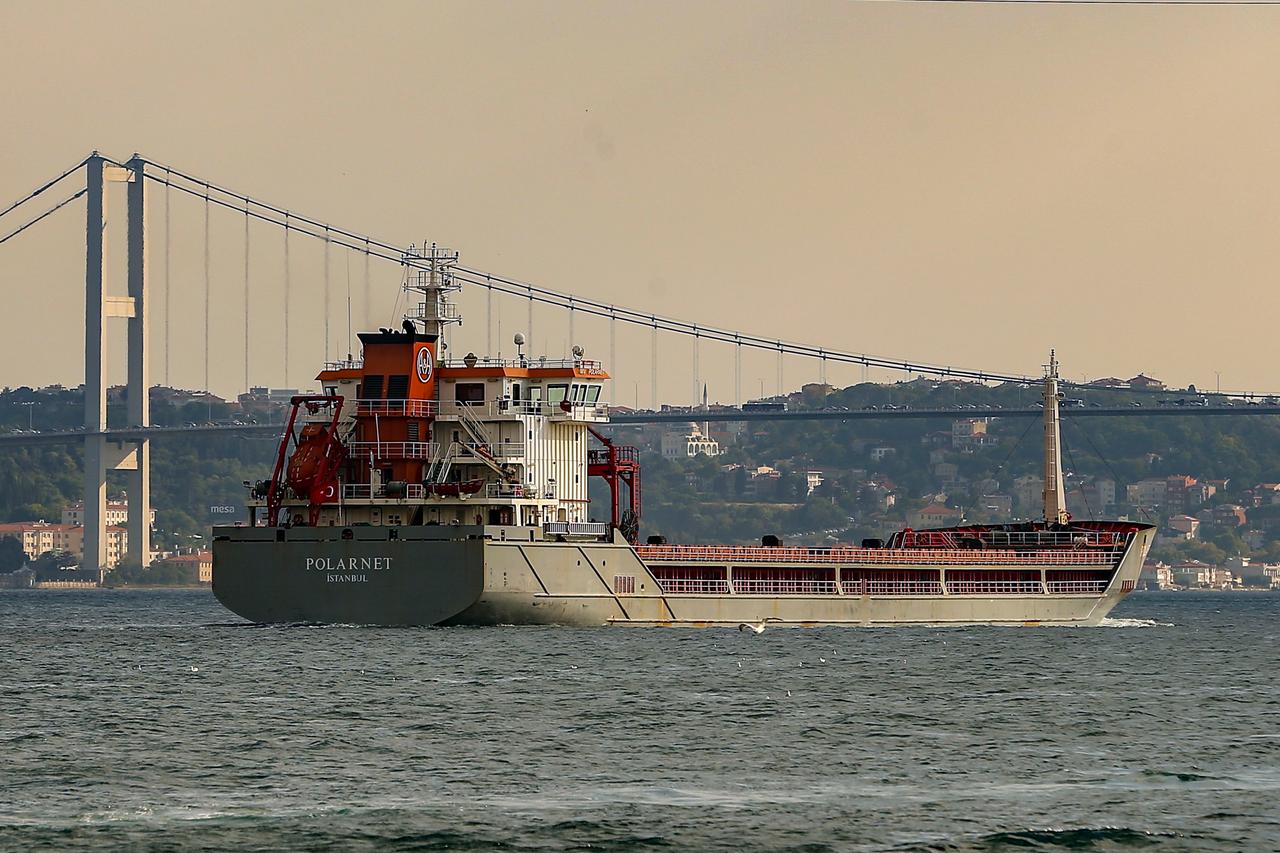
661, 423, 721, 458
62, 500, 156, 528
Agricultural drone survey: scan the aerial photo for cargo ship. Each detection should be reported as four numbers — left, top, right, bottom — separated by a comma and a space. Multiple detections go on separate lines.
212, 247, 1154, 627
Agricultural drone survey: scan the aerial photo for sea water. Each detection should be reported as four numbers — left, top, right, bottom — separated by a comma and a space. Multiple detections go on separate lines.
0, 590, 1276, 851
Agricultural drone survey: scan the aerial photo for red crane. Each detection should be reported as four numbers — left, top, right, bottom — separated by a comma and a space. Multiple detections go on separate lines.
587, 427, 642, 544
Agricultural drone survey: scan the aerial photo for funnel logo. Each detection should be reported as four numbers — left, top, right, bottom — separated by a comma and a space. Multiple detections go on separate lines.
415, 347, 433, 384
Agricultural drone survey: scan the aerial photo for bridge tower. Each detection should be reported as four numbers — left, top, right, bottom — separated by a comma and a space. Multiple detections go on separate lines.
83, 153, 151, 574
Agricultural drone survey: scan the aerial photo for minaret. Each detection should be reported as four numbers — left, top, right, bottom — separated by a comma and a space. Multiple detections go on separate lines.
1042, 350, 1069, 525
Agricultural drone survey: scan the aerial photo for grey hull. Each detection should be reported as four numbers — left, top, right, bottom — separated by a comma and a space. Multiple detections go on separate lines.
213, 524, 1151, 628
212, 526, 484, 626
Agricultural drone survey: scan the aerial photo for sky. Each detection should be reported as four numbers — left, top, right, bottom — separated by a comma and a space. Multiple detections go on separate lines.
2, 0, 1279, 405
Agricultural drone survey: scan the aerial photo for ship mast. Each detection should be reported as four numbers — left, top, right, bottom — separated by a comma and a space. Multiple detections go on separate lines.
1042, 350, 1069, 525
403, 243, 461, 339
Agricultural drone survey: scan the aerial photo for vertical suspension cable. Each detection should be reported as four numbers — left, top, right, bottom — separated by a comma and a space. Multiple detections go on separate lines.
820, 350, 827, 386
776, 342, 783, 396
345, 250, 353, 358
650, 317, 658, 410
609, 308, 616, 405
323, 227, 331, 361
486, 276, 493, 356
363, 238, 371, 330
163, 170, 171, 387
203, 191, 210, 398
735, 337, 742, 406
568, 297, 575, 353
527, 284, 535, 356
243, 201, 250, 393
283, 214, 290, 386
692, 326, 700, 407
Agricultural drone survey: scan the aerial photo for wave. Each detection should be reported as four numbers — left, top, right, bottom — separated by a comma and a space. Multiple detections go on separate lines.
1098, 617, 1174, 628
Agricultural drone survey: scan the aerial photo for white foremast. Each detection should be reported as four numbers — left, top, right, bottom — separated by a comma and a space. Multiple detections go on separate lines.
1042, 350, 1069, 525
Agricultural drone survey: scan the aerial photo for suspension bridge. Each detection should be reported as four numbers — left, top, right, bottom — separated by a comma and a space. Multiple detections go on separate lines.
2, 152, 1277, 570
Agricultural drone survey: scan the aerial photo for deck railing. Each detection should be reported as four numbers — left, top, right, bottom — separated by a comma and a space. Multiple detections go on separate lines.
1046, 580, 1109, 594
732, 579, 838, 595
341, 483, 426, 501
635, 545, 1121, 566
655, 578, 731, 595
945, 580, 1045, 595
354, 399, 437, 418
545, 521, 611, 537
348, 441, 437, 460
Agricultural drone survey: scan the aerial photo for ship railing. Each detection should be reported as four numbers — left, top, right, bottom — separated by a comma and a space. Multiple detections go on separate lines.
980, 531, 1132, 549
485, 482, 538, 499
545, 521, 611, 537
439, 356, 606, 372
435, 399, 610, 421
459, 441, 525, 459
732, 579, 838, 595
655, 578, 731, 595
635, 545, 1120, 566
341, 483, 426, 501
1046, 580, 1109, 594
843, 580, 945, 596
355, 399, 438, 418
347, 441, 438, 460
946, 580, 1045, 595
323, 358, 363, 371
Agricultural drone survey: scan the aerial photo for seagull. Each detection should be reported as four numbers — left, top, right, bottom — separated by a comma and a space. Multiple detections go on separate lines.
785, 690, 792, 698
738, 617, 783, 634
819, 657, 827, 663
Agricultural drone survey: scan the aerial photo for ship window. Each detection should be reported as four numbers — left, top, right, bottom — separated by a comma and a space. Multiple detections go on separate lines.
387, 375, 410, 399
586, 385, 601, 404
529, 386, 542, 403
324, 385, 338, 397
573, 384, 587, 402
363, 375, 384, 399
456, 382, 485, 404
512, 383, 521, 403
547, 384, 569, 404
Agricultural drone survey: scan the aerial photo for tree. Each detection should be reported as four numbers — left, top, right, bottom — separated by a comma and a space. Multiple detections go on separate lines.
0, 535, 24, 572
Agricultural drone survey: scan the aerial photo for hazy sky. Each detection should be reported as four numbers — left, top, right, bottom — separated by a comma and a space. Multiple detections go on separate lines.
2, 0, 1279, 404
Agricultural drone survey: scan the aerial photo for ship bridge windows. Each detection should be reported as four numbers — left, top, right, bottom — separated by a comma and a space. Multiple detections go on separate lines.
586, 385, 601, 404
456, 382, 485, 404
364, 375, 384, 399
547, 384, 569, 405
387, 375, 410, 399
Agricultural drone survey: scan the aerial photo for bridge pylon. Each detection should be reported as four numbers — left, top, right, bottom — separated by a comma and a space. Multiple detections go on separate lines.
83, 153, 151, 575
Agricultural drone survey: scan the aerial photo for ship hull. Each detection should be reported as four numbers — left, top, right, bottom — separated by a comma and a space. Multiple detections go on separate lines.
213, 524, 1152, 627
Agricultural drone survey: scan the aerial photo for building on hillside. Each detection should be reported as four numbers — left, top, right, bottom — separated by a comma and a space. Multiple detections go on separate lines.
1089, 377, 1130, 389
0, 521, 128, 568
933, 461, 960, 486
1013, 475, 1044, 515
1128, 374, 1166, 391
156, 550, 213, 583
1141, 561, 1175, 590
62, 500, 156, 528
1127, 478, 1168, 507
805, 471, 825, 497
1213, 504, 1248, 527
869, 446, 896, 462
660, 423, 721, 458
908, 503, 963, 528
1167, 514, 1200, 540
951, 418, 997, 451
976, 494, 1013, 518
